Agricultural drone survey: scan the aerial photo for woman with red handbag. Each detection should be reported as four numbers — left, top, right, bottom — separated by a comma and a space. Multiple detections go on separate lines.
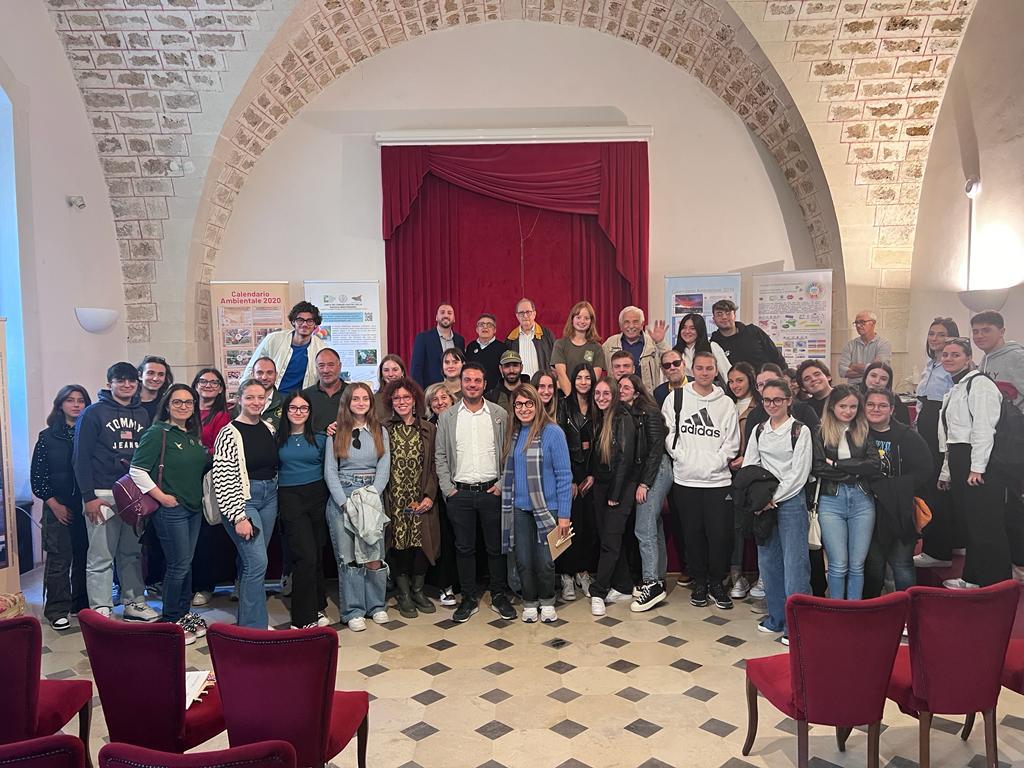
130, 384, 209, 643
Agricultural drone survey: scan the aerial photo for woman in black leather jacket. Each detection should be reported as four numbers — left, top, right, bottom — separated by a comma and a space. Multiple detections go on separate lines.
555, 363, 599, 599
588, 375, 636, 617
812, 385, 881, 600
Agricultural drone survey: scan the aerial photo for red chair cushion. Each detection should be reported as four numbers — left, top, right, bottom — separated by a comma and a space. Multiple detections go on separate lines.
324, 691, 369, 760
1004, 638, 1024, 694
34, 680, 92, 737
0, 735, 84, 768
886, 645, 918, 715
746, 654, 800, 720
182, 684, 226, 751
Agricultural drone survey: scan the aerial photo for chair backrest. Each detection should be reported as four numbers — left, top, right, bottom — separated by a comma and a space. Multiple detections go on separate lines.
0, 734, 84, 768
99, 740, 295, 768
787, 591, 908, 726
0, 616, 42, 742
207, 625, 337, 768
907, 580, 1019, 714
78, 608, 188, 751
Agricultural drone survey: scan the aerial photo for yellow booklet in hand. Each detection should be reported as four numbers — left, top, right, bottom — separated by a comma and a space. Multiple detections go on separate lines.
547, 526, 574, 561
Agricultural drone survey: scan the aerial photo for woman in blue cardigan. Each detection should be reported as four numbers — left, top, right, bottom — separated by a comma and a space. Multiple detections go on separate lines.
500, 383, 573, 623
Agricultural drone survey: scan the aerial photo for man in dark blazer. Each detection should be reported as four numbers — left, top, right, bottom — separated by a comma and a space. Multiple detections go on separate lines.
410, 303, 465, 387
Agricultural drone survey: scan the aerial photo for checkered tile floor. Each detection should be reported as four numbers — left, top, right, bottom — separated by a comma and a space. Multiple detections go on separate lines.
21, 568, 1024, 767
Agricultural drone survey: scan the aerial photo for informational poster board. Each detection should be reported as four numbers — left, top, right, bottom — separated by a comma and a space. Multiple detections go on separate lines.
304, 281, 382, 388
752, 269, 833, 364
210, 281, 289, 393
664, 273, 742, 340
0, 319, 19, 582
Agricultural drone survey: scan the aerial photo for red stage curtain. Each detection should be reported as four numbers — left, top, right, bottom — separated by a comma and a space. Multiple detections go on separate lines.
382, 143, 649, 360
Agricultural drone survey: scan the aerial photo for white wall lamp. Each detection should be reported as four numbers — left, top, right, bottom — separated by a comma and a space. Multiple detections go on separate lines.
74, 307, 119, 334
958, 175, 1010, 312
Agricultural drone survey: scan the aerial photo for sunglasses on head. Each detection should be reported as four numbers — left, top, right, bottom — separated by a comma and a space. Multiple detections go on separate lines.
352, 428, 361, 450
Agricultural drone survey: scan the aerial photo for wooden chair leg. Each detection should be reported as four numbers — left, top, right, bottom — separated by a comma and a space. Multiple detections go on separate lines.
78, 700, 93, 768
867, 721, 881, 768
982, 707, 998, 768
919, 711, 932, 768
962, 711, 976, 741
797, 720, 809, 768
741, 677, 758, 756
835, 725, 853, 752
356, 713, 369, 768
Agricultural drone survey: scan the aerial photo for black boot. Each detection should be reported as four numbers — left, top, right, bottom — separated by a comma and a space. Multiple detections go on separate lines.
395, 574, 418, 619
411, 574, 436, 613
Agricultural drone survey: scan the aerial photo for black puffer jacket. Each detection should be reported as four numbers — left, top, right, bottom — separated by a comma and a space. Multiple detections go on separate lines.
812, 426, 881, 496
631, 400, 668, 488
592, 403, 636, 503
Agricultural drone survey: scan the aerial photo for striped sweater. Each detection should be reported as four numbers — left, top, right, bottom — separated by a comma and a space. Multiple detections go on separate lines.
212, 420, 276, 525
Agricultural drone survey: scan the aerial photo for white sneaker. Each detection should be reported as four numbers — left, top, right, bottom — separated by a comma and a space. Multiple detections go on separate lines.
184, 613, 208, 638
605, 588, 631, 604
943, 578, 980, 590
540, 605, 558, 623
576, 572, 592, 598
522, 607, 539, 623
590, 596, 606, 616
915, 553, 953, 568
96, 606, 112, 618
317, 611, 330, 627
371, 610, 390, 624
175, 617, 197, 645
560, 574, 577, 602
347, 617, 367, 632
748, 578, 765, 599
439, 587, 458, 607
191, 591, 212, 607
123, 601, 159, 622
730, 576, 750, 599
51, 616, 71, 631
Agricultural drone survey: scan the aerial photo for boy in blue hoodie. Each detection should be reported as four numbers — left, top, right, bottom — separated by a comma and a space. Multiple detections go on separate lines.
73, 362, 157, 621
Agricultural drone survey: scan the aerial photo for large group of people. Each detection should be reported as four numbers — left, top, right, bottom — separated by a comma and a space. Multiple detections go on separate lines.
30, 298, 1024, 646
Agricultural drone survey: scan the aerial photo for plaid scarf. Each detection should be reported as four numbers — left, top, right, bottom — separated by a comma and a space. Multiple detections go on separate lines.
501, 425, 556, 553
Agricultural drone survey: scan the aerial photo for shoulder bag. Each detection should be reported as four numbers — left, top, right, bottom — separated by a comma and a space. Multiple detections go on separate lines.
113, 430, 167, 529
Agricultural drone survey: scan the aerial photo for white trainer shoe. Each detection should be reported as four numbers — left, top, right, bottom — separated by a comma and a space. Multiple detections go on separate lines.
560, 574, 577, 602
576, 572, 592, 598
943, 578, 980, 590
590, 596, 606, 616
123, 601, 159, 622
914, 553, 953, 568
371, 610, 390, 625
317, 611, 330, 627
748, 578, 766, 599
540, 605, 558, 623
96, 606, 112, 618
191, 591, 212, 607
347, 617, 367, 632
730, 576, 750, 599
522, 607, 539, 623
605, 588, 631, 604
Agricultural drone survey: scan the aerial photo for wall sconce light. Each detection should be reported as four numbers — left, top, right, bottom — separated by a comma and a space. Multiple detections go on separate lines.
66, 195, 86, 210
74, 307, 119, 333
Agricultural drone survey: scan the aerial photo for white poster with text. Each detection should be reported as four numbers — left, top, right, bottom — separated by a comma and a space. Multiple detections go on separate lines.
752, 269, 833, 365
304, 281, 382, 388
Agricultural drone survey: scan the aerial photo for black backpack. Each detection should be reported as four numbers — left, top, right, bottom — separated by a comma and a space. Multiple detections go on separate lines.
950, 372, 1024, 474
755, 418, 805, 450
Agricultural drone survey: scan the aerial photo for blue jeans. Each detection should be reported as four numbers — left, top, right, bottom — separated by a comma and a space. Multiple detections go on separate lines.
818, 484, 875, 600
223, 478, 278, 628
325, 476, 388, 622
513, 508, 556, 608
635, 455, 671, 582
150, 504, 201, 622
756, 495, 812, 633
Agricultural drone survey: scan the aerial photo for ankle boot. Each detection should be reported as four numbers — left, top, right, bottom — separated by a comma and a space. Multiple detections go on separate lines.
395, 574, 418, 619
411, 574, 436, 613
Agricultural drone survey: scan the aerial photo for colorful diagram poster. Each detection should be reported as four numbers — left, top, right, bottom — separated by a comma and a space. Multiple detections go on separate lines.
304, 281, 382, 389
210, 281, 289, 393
664, 273, 742, 340
752, 269, 833, 365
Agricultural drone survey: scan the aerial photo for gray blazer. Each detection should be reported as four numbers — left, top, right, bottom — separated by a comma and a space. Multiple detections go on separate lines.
435, 399, 508, 497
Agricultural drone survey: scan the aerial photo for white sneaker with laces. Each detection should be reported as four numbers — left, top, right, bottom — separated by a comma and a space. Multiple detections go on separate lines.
371, 610, 390, 624
96, 606, 112, 618
576, 572, 592, 598
51, 616, 71, 631
748, 578, 765, 599
186, 613, 208, 638
730, 576, 750, 600
522, 607, 539, 623
123, 601, 159, 622
943, 578, 980, 590
605, 588, 631, 604
439, 588, 458, 607
317, 612, 330, 627
540, 605, 558, 623
590, 596, 606, 616
915, 553, 953, 568
347, 617, 367, 632
560, 574, 577, 602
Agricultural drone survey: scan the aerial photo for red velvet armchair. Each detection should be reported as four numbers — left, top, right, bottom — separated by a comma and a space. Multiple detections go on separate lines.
886, 581, 1018, 768
0, 617, 93, 767
98, 741, 296, 768
0, 734, 85, 768
742, 592, 908, 768
207, 624, 368, 768
78, 609, 225, 753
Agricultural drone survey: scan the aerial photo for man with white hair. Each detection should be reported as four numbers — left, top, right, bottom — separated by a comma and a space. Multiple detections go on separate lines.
838, 309, 891, 386
602, 305, 670, 391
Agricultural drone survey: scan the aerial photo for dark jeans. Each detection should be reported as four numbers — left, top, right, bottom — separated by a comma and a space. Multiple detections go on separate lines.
42, 502, 88, 622
556, 490, 599, 576
863, 533, 917, 598
447, 488, 506, 601
150, 504, 202, 622
810, 547, 828, 597
513, 508, 556, 608
949, 444, 1010, 586
427, 496, 459, 590
191, 518, 236, 593
674, 484, 732, 586
142, 520, 166, 587
278, 480, 329, 627
590, 481, 637, 598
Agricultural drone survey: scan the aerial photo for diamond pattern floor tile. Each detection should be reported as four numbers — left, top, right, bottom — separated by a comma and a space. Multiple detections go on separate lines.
486, 638, 513, 651
546, 660, 576, 674
670, 658, 702, 673
625, 718, 662, 738
411, 689, 445, 705
358, 663, 388, 677
700, 718, 737, 738
601, 636, 629, 648
548, 687, 582, 703
703, 615, 730, 626
716, 635, 746, 647
427, 638, 455, 651
476, 720, 514, 740
649, 615, 675, 626
608, 659, 639, 673
483, 661, 513, 675
616, 687, 648, 702
420, 662, 451, 676
371, 640, 398, 652
684, 685, 717, 702
479, 688, 512, 704
550, 719, 587, 739
658, 635, 687, 647
401, 721, 438, 741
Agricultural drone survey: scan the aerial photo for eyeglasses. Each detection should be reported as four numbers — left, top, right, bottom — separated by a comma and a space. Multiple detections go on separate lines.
392, 395, 413, 403
287, 405, 310, 413
293, 317, 317, 326
477, 321, 496, 328
196, 378, 221, 387
853, 319, 875, 326
865, 402, 892, 410
762, 397, 788, 407
516, 309, 536, 316
352, 428, 361, 450
513, 401, 535, 411
170, 399, 194, 408
661, 359, 683, 370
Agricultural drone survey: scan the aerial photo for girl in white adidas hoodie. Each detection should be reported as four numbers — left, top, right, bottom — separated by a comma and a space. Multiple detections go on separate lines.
662, 350, 740, 609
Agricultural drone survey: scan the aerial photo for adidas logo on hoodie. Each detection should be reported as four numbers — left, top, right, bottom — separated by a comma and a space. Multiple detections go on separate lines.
678, 407, 721, 438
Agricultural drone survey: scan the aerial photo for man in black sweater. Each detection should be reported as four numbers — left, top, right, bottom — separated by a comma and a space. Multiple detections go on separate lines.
709, 299, 786, 370
465, 313, 507, 390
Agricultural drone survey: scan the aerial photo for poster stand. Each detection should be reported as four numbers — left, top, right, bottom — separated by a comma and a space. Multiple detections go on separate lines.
752, 269, 833, 365
664, 273, 742, 339
210, 282, 290, 394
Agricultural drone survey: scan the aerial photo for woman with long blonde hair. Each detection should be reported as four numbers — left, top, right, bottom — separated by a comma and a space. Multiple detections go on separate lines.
324, 381, 391, 631
552, 300, 606, 396
812, 384, 880, 600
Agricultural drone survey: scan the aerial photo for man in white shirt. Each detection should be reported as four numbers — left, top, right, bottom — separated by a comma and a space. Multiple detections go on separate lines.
838, 309, 891, 386
505, 297, 554, 378
435, 362, 514, 623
